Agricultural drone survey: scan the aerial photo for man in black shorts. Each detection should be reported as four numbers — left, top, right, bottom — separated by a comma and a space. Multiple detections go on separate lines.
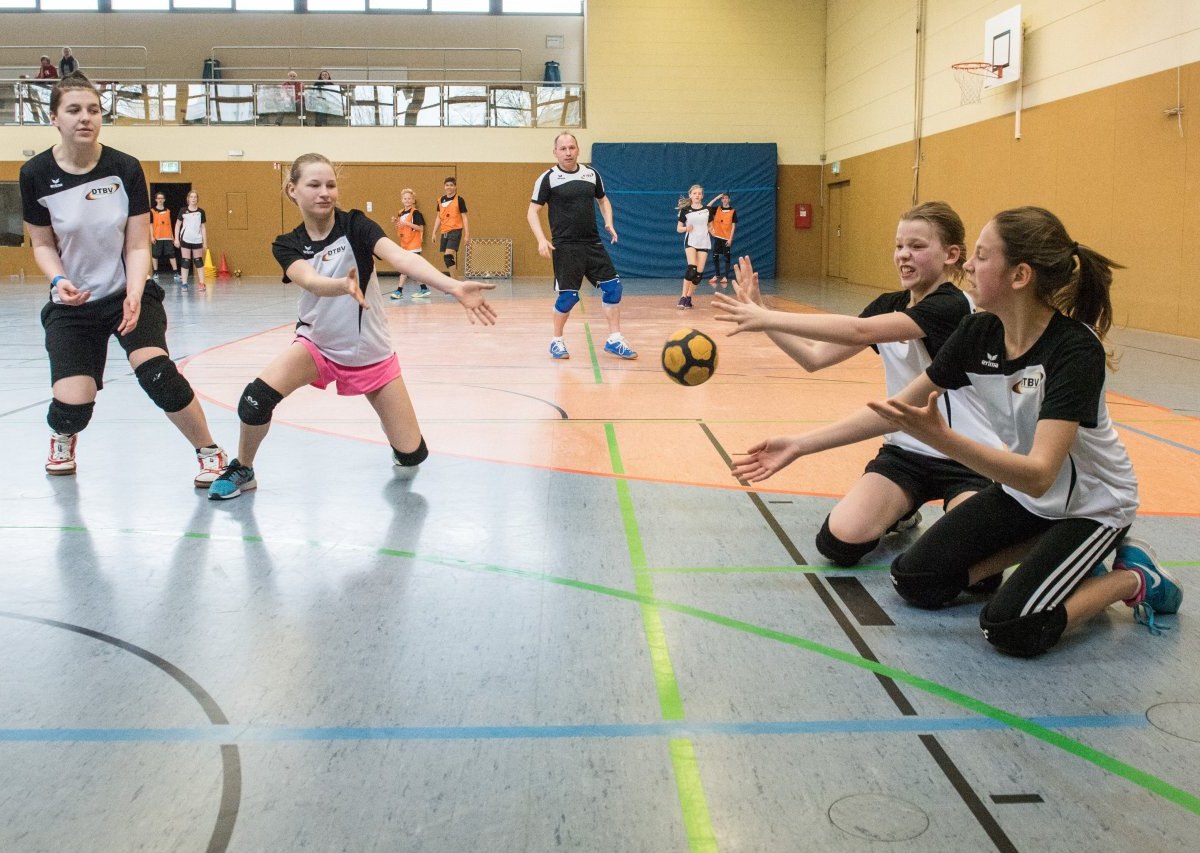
527, 132, 637, 360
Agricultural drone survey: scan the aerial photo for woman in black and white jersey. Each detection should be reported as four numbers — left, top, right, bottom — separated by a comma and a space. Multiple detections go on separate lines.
208, 153, 497, 500
839, 206, 1177, 656
716, 202, 996, 570
19, 72, 227, 486
174, 190, 207, 291
675, 184, 713, 310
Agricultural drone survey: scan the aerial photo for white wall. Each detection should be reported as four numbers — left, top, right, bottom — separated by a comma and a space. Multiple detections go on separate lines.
825, 0, 1200, 161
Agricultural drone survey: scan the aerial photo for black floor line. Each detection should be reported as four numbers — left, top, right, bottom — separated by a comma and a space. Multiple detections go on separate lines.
698, 422, 1019, 852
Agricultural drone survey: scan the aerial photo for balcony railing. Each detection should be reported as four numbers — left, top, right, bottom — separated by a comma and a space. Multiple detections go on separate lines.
0, 78, 583, 128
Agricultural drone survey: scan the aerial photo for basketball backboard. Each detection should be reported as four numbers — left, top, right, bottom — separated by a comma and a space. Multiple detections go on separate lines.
983, 4, 1022, 91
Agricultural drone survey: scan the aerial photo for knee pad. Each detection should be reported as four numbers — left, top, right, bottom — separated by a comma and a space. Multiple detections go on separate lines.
179, 257, 192, 271
890, 550, 965, 609
135, 355, 194, 413
47, 398, 94, 434
684, 264, 699, 284
237, 377, 283, 426
979, 603, 1068, 657
393, 436, 429, 467
815, 515, 878, 568
598, 277, 622, 305
554, 289, 580, 314
443, 252, 456, 269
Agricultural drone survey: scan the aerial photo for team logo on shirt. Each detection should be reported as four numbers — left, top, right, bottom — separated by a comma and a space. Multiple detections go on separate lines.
85, 183, 121, 200
1012, 371, 1044, 394
50, 178, 63, 189
981, 352, 1000, 369
321, 245, 346, 262
303, 245, 314, 255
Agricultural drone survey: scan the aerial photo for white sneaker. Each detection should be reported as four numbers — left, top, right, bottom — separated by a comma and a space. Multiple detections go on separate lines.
195, 445, 229, 487
46, 432, 77, 476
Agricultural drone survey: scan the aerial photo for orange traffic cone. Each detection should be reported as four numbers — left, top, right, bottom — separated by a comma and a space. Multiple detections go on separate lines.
218, 253, 231, 279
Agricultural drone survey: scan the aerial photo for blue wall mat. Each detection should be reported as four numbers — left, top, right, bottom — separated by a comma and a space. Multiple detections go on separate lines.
591, 142, 777, 279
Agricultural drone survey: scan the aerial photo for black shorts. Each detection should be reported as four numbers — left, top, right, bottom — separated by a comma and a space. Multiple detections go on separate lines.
712, 237, 731, 256
180, 240, 203, 252
41, 281, 170, 389
552, 242, 618, 292
439, 229, 463, 253
864, 443, 991, 512
152, 239, 175, 259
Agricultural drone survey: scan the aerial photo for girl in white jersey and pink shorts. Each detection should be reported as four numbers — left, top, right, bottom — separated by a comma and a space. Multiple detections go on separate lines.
209, 153, 497, 500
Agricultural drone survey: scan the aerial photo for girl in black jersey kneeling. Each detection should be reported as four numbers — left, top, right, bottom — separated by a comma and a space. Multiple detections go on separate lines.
866, 207, 1180, 655
208, 153, 497, 500
19, 72, 228, 486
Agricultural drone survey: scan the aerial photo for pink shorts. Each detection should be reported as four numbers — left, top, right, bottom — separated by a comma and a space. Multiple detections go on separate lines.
295, 337, 401, 396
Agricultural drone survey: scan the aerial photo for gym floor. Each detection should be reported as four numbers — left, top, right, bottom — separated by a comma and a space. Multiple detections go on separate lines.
1, 274, 1196, 852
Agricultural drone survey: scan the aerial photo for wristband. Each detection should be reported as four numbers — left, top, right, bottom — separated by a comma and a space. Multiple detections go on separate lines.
50, 275, 65, 287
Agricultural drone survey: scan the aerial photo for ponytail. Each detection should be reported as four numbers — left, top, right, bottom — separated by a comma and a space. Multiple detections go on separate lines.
991, 206, 1124, 341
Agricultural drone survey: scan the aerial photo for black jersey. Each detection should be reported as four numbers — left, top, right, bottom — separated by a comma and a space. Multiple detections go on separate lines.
530, 164, 606, 245
859, 283, 997, 457
928, 311, 1138, 525
20, 145, 149, 304
272, 208, 392, 367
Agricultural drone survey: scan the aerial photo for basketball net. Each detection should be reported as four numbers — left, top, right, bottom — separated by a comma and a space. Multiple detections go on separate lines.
952, 62, 1001, 105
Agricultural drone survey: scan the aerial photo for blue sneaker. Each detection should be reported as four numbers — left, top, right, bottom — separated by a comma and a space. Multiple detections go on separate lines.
208, 459, 256, 501
603, 337, 638, 360
1115, 538, 1182, 634
549, 339, 569, 360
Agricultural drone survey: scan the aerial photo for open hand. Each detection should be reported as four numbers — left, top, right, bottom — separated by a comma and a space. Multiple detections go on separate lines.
458, 281, 499, 326
729, 436, 803, 483
866, 391, 946, 445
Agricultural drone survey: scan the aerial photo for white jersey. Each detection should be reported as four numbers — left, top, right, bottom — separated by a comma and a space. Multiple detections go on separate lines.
679, 205, 713, 251
19, 145, 150, 304
272, 208, 393, 367
859, 283, 999, 457
929, 311, 1138, 527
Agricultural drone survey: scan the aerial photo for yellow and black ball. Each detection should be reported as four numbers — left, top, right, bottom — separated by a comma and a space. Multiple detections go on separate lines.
661, 328, 718, 386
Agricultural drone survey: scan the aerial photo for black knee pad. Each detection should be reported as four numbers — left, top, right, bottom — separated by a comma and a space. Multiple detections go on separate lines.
179, 257, 193, 271
47, 398, 94, 434
979, 603, 1068, 657
392, 436, 429, 467
889, 551, 965, 609
814, 515, 878, 567
135, 355, 194, 413
684, 264, 700, 284
237, 378, 283, 426
443, 253, 456, 269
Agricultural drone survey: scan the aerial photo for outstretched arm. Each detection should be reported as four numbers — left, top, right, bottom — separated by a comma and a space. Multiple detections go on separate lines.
731, 372, 941, 482
373, 236, 497, 325
869, 393, 1075, 498
285, 260, 368, 304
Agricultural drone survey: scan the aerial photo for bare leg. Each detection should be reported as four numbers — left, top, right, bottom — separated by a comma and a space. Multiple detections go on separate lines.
600, 301, 621, 337
236, 342, 320, 466
128, 347, 217, 448
365, 376, 422, 453
1065, 571, 1140, 627
553, 308, 570, 337
827, 472, 914, 544
51, 375, 99, 407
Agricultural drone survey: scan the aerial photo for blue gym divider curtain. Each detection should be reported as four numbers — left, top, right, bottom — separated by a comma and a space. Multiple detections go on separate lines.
591, 142, 777, 279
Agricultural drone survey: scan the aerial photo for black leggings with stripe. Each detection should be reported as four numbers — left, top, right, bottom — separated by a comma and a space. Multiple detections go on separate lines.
890, 484, 1129, 656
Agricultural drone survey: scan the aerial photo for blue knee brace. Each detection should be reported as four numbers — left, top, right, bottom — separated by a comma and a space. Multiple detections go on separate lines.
554, 289, 580, 313
598, 277, 622, 305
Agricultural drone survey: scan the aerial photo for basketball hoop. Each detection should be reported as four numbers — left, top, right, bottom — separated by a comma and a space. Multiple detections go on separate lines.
952, 62, 1002, 105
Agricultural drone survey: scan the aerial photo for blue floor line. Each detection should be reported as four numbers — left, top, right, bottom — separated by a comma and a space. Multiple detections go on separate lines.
1114, 420, 1200, 456
0, 714, 1147, 743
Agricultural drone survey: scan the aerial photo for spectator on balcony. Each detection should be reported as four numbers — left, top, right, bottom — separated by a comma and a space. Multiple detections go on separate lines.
36, 56, 58, 80
59, 47, 79, 78
309, 70, 342, 127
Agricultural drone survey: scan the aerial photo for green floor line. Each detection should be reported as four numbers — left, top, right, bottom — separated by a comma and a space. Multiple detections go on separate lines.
583, 321, 603, 385
4, 524, 1198, 818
